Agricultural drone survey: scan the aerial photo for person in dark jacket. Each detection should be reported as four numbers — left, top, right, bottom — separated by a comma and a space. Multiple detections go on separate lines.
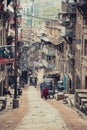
40, 82, 44, 98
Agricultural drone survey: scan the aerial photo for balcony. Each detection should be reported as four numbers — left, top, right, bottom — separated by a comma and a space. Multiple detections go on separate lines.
58, 12, 76, 26
48, 60, 55, 69
42, 47, 55, 56
58, 26, 74, 37
48, 49, 55, 56
42, 59, 55, 69
59, 20, 71, 26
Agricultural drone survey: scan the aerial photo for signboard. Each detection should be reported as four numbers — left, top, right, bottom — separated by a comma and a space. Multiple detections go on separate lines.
0, 58, 14, 64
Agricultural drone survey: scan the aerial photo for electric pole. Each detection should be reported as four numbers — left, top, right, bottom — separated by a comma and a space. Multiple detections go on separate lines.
13, 0, 19, 108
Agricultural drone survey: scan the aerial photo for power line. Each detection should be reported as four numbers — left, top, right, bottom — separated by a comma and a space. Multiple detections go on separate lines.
22, 20, 63, 45
23, 23, 40, 39
27, 14, 57, 21
0, 45, 14, 48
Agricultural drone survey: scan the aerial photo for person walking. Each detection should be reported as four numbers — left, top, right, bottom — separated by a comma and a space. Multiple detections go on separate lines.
42, 85, 48, 100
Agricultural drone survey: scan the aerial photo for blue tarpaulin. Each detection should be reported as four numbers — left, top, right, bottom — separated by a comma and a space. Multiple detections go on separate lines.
63, 75, 67, 90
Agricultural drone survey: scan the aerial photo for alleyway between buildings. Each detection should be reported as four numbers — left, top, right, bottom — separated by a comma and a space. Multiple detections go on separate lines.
0, 69, 87, 130
14, 86, 67, 130
11, 83, 87, 130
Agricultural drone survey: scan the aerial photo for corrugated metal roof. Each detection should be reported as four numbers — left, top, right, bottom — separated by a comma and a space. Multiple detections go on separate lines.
49, 36, 64, 45
41, 36, 64, 46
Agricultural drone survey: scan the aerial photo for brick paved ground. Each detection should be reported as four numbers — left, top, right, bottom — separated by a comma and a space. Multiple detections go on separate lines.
0, 84, 29, 130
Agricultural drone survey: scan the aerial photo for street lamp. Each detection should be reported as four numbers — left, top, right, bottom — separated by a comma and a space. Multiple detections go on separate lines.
13, 0, 19, 108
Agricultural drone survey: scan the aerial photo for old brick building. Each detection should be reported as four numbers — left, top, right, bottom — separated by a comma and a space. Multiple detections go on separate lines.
41, 0, 76, 93
74, 0, 87, 89
0, 0, 22, 96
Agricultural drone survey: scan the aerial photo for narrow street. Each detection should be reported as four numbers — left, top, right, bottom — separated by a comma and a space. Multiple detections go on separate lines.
0, 69, 87, 130
14, 86, 67, 130
0, 0, 87, 130
14, 69, 87, 130
14, 69, 68, 130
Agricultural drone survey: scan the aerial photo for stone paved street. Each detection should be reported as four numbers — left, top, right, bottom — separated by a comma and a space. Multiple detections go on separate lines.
14, 86, 68, 130
0, 69, 87, 130
0, 83, 87, 130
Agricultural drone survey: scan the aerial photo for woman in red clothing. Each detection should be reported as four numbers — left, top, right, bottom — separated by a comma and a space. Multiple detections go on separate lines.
42, 86, 48, 100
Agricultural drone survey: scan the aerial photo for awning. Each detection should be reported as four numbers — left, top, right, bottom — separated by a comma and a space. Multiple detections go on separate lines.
48, 71, 60, 75
41, 36, 49, 42
49, 36, 64, 46
0, 58, 14, 64
46, 71, 60, 80
41, 36, 64, 46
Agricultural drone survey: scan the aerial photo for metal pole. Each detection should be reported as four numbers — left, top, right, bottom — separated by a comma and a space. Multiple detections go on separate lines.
13, 0, 19, 108
14, 0, 18, 99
